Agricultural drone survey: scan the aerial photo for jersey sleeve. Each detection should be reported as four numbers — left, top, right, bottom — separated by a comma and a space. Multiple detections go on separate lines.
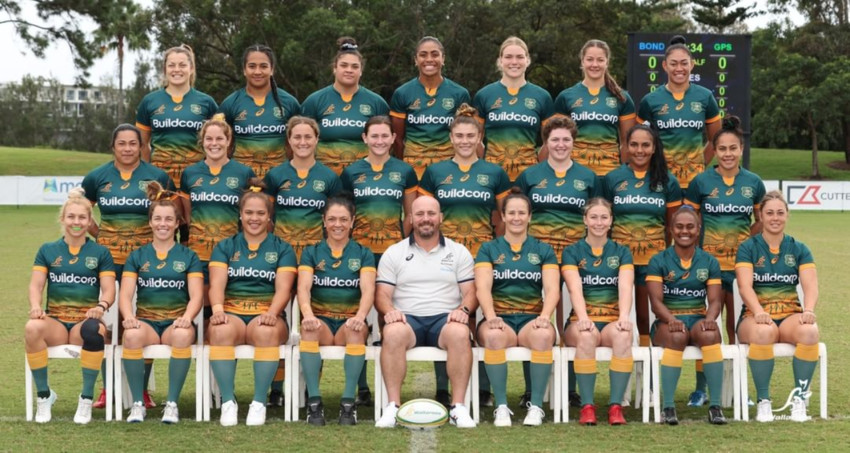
204, 95, 219, 119
474, 241, 493, 265
277, 241, 298, 271
495, 168, 512, 198
123, 249, 141, 274
456, 246, 475, 283
340, 169, 353, 192
636, 97, 652, 124
418, 167, 436, 196
601, 171, 615, 201
361, 246, 376, 269
99, 247, 116, 274
389, 88, 407, 118
540, 242, 558, 267
646, 253, 664, 278
187, 251, 203, 274
560, 244, 578, 269
135, 94, 151, 129
299, 245, 316, 269
403, 165, 418, 191
553, 90, 569, 116
262, 169, 279, 197
375, 96, 390, 116
33, 244, 50, 269
735, 239, 756, 268
586, 172, 599, 198
796, 241, 815, 268
472, 91, 486, 122
327, 173, 343, 197
705, 93, 721, 123
539, 91, 555, 123
684, 176, 701, 207
708, 255, 721, 280
665, 174, 684, 205
376, 246, 398, 286
619, 91, 636, 118
218, 94, 235, 125
210, 239, 231, 265
754, 178, 767, 207
619, 245, 634, 267
300, 94, 318, 120
81, 171, 99, 203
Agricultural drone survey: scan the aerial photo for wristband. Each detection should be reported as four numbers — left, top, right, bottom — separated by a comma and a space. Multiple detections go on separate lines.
97, 302, 109, 311
460, 306, 470, 315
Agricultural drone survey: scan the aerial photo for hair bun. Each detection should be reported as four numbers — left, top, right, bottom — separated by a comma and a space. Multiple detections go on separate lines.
670, 35, 687, 46
722, 115, 741, 130
211, 113, 226, 122
337, 36, 358, 52
455, 102, 477, 118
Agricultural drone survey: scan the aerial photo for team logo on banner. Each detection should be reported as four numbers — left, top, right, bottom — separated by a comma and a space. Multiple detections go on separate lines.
691, 102, 703, 113
85, 257, 98, 270
696, 269, 709, 282
173, 261, 186, 272
574, 180, 586, 191
348, 259, 361, 271
190, 104, 202, 115
313, 180, 326, 192
265, 252, 278, 264
607, 256, 620, 269
389, 172, 402, 183
527, 253, 541, 265
524, 98, 537, 109
606, 97, 617, 108
226, 177, 239, 189
784, 254, 796, 267
476, 174, 489, 186
360, 104, 372, 115
442, 98, 455, 110
741, 186, 754, 198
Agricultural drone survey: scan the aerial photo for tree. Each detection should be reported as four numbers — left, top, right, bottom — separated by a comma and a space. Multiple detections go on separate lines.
691, 0, 762, 32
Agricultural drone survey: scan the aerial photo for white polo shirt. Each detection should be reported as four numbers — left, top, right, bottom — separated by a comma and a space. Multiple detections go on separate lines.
377, 234, 474, 317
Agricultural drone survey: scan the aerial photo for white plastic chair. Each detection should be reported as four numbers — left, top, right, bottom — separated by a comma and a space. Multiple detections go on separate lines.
114, 309, 205, 421
24, 302, 118, 422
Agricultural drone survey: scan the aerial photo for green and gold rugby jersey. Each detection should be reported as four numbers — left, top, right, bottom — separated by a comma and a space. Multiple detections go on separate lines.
263, 161, 342, 259
341, 157, 418, 254
515, 160, 598, 261
646, 247, 721, 316
124, 243, 203, 321
562, 239, 634, 323
299, 239, 376, 319
554, 83, 636, 176
180, 160, 255, 262
475, 236, 558, 315
136, 87, 218, 188
301, 85, 390, 175
218, 87, 301, 178
419, 159, 511, 256
685, 166, 766, 271
209, 232, 297, 316
735, 234, 814, 320
636, 84, 720, 188
82, 161, 174, 265
389, 77, 470, 179
33, 238, 116, 324
472, 81, 554, 181
602, 165, 683, 266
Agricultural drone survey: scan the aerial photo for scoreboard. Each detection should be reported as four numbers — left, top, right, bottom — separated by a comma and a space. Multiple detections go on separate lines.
626, 33, 753, 168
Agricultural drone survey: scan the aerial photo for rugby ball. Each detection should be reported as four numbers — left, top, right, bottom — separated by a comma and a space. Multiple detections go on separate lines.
396, 398, 449, 429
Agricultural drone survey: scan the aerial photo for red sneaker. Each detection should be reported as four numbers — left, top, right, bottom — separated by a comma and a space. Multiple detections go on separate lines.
608, 404, 627, 425
92, 389, 106, 409
143, 390, 157, 409
579, 404, 597, 426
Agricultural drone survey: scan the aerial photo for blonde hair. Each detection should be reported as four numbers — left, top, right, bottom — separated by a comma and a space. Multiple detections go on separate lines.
497, 36, 530, 72
286, 116, 320, 139
760, 190, 788, 211
145, 181, 183, 223
162, 44, 196, 87
59, 187, 92, 224
450, 103, 483, 134
198, 113, 233, 154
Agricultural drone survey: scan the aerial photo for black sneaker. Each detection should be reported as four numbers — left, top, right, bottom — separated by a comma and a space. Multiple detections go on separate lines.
306, 400, 326, 426
569, 391, 581, 408
435, 389, 451, 407
708, 405, 727, 425
355, 389, 373, 407
519, 391, 532, 408
662, 407, 678, 426
266, 389, 284, 408
339, 401, 357, 425
479, 391, 494, 408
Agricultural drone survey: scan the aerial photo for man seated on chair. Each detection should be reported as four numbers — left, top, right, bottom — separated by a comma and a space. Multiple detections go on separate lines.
374, 196, 477, 428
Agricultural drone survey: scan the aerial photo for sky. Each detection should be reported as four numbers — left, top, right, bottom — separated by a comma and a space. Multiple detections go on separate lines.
0, 0, 803, 88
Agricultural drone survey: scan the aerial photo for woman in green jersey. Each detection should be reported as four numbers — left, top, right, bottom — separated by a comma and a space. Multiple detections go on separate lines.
119, 182, 203, 424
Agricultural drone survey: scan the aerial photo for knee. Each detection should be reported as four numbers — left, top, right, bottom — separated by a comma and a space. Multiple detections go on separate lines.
693, 329, 721, 347
613, 329, 633, 348
170, 328, 195, 347
666, 331, 689, 350
442, 322, 470, 344
796, 325, 820, 344
80, 318, 104, 351
576, 329, 600, 348
381, 323, 408, 347
529, 328, 555, 350
751, 324, 779, 344
480, 329, 507, 349
24, 319, 43, 339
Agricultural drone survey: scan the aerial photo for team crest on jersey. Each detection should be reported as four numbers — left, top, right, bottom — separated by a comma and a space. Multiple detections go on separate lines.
235, 110, 248, 121
784, 254, 796, 267
313, 180, 326, 192
664, 271, 676, 282
315, 259, 326, 271
354, 174, 367, 184
140, 261, 151, 272
696, 268, 709, 282
606, 97, 617, 108
265, 252, 278, 264
360, 104, 372, 115
323, 105, 335, 115
102, 182, 112, 193
231, 251, 241, 262
577, 258, 587, 270
389, 172, 402, 183
409, 98, 421, 110
190, 104, 202, 115
494, 253, 506, 265
755, 256, 765, 267
154, 105, 166, 115
226, 177, 239, 189
255, 108, 265, 116
281, 180, 292, 191
173, 105, 183, 112
139, 180, 152, 191
571, 98, 583, 108
348, 259, 361, 271
273, 107, 283, 119
537, 179, 548, 189
173, 261, 186, 272
442, 98, 455, 110
85, 257, 98, 270
574, 180, 586, 191
191, 177, 204, 188
476, 174, 489, 186
439, 175, 453, 185
607, 256, 619, 269
691, 102, 703, 114
741, 186, 754, 198
50, 256, 63, 267
491, 98, 503, 110
527, 253, 541, 265
658, 104, 670, 115
524, 98, 537, 109
427, 98, 437, 108
708, 188, 719, 199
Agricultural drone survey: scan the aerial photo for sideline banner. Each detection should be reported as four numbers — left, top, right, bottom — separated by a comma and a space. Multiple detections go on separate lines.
783, 181, 850, 211
0, 176, 84, 205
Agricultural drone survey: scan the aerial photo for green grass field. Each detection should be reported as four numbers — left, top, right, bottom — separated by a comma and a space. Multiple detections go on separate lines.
1, 206, 848, 452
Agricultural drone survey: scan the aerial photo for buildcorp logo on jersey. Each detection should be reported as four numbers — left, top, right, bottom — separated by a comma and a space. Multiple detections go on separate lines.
785, 181, 850, 211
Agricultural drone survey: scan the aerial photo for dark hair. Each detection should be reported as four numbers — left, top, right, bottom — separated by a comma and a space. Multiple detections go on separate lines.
324, 192, 356, 218
665, 35, 692, 59
671, 204, 700, 224
712, 115, 744, 147
580, 39, 625, 103
450, 103, 483, 134
502, 186, 531, 214
416, 36, 445, 58
145, 181, 183, 223
240, 177, 274, 214
541, 114, 578, 142
111, 123, 142, 148
334, 36, 363, 65
242, 44, 286, 133
626, 124, 670, 191
364, 115, 393, 135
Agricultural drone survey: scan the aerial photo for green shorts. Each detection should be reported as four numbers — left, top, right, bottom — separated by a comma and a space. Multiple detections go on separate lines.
650, 314, 705, 342
564, 319, 609, 333
231, 312, 288, 327
721, 270, 735, 293
317, 315, 347, 335
50, 317, 78, 332
139, 319, 175, 337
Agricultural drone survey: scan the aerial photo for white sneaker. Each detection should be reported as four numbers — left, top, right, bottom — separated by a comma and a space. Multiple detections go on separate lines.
493, 404, 512, 427
220, 400, 238, 427
790, 396, 810, 422
246, 401, 266, 426
35, 389, 57, 423
523, 405, 545, 426
756, 399, 774, 422
161, 401, 179, 424
450, 404, 476, 428
375, 402, 398, 428
127, 401, 146, 423
73, 396, 92, 424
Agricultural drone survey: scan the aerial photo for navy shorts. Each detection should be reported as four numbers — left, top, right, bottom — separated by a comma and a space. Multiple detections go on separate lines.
407, 313, 450, 348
